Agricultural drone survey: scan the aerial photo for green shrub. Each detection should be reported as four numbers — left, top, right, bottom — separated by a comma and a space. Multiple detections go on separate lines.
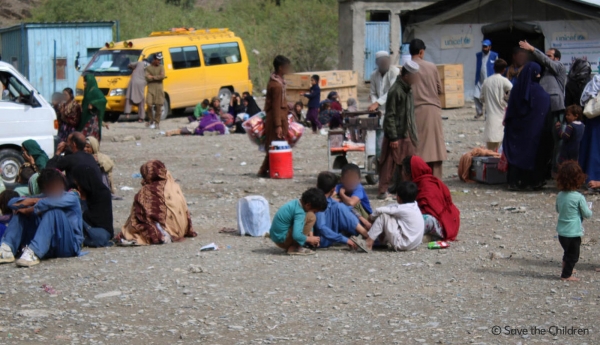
31, 0, 338, 90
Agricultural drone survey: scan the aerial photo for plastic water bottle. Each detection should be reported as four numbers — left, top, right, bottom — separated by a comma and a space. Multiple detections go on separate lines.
427, 241, 449, 249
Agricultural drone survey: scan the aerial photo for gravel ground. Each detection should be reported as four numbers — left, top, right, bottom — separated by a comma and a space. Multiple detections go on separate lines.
1, 104, 600, 345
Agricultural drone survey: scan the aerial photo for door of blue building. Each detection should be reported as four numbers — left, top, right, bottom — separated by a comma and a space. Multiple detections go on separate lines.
364, 21, 390, 81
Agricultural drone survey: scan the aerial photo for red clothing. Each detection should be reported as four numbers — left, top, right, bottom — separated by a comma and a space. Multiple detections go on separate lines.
330, 101, 343, 112
410, 156, 460, 240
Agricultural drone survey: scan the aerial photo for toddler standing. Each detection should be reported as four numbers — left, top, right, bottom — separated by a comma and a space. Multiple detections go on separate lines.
556, 104, 585, 164
555, 161, 592, 281
303, 75, 321, 133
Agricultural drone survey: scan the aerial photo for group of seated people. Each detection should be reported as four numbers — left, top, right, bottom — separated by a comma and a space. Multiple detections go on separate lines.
269, 156, 461, 255
0, 133, 196, 267
169, 92, 262, 137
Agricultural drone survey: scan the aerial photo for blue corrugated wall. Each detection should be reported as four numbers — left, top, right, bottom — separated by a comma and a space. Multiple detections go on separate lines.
0, 27, 27, 77
26, 25, 113, 100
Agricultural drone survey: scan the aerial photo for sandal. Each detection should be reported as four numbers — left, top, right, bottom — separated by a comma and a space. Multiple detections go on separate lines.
350, 236, 370, 253
288, 247, 315, 256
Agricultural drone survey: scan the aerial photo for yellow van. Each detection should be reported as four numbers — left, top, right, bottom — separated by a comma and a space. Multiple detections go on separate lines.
75, 28, 253, 121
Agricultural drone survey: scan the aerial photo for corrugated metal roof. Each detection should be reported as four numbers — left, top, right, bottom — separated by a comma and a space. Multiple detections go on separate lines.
0, 21, 115, 34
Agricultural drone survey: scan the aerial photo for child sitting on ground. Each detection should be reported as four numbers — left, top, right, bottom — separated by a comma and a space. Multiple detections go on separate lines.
0, 190, 19, 239
555, 161, 592, 281
556, 104, 585, 164
366, 181, 424, 251
336, 164, 373, 229
314, 172, 369, 250
269, 188, 327, 255
189, 98, 210, 123
14, 165, 36, 196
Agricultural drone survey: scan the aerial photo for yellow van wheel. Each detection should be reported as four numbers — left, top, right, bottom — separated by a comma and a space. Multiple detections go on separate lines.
218, 87, 232, 113
160, 95, 171, 121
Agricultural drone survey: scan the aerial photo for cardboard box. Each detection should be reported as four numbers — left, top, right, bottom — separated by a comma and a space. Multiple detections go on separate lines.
284, 70, 358, 89
439, 92, 464, 109
286, 86, 358, 106
440, 78, 464, 93
437, 64, 463, 79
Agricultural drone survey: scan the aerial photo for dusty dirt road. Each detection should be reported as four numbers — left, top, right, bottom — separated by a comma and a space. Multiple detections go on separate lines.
1, 104, 599, 345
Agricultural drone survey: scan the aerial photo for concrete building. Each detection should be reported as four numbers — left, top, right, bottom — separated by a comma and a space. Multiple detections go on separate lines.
338, 0, 439, 82
0, 21, 116, 100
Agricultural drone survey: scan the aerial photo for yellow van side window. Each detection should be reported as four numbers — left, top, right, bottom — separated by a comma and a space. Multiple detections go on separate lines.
202, 43, 241, 66
169, 46, 201, 70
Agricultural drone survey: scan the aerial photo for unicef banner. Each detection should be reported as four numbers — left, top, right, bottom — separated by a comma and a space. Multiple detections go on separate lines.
551, 40, 600, 73
441, 34, 474, 50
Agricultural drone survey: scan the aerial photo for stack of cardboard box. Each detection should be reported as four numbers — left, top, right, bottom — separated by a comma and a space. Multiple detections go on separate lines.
285, 70, 358, 109
437, 64, 465, 109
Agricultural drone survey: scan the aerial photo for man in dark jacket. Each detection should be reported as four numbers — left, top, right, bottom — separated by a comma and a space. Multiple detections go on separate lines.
377, 60, 420, 199
46, 132, 102, 188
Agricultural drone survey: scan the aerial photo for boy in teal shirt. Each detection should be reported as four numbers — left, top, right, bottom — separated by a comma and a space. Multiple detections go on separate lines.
270, 188, 327, 255
555, 162, 592, 281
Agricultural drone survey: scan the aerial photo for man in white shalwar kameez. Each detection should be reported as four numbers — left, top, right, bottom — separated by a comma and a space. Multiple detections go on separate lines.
369, 51, 400, 114
480, 59, 512, 151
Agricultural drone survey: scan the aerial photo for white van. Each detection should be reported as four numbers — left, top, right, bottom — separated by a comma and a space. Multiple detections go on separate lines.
0, 61, 57, 183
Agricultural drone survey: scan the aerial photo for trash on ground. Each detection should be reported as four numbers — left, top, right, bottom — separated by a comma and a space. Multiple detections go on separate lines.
201, 243, 219, 251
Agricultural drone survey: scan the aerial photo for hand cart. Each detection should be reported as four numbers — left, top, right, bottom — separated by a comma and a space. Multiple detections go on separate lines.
327, 111, 382, 185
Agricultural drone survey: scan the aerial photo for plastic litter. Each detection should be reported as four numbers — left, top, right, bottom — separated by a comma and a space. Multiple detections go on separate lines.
131, 173, 142, 179
120, 186, 134, 191
237, 196, 271, 237
201, 243, 218, 251
41, 284, 57, 295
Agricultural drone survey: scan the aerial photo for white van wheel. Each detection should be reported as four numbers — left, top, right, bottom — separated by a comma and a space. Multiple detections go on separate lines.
218, 88, 232, 113
160, 97, 170, 121
0, 149, 24, 183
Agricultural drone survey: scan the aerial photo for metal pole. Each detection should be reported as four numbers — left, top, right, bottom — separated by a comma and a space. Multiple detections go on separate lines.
53, 40, 56, 94
115, 20, 120, 42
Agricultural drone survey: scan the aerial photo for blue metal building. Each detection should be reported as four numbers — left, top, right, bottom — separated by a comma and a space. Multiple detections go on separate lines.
0, 21, 116, 100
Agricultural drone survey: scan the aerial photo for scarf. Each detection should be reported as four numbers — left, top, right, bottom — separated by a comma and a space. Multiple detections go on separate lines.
22, 139, 49, 171
117, 160, 196, 244
270, 73, 287, 104
86, 136, 114, 173
503, 62, 551, 170
71, 165, 114, 236
60, 99, 82, 127
79, 74, 107, 136
410, 156, 460, 241
244, 95, 262, 116
581, 74, 600, 105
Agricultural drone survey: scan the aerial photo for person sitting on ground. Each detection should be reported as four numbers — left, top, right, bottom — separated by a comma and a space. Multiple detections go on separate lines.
327, 91, 343, 112
401, 155, 460, 241
366, 181, 424, 251
269, 188, 327, 255
0, 169, 83, 267
116, 160, 196, 245
166, 107, 226, 137
291, 101, 305, 124
190, 98, 210, 123
85, 136, 116, 194
228, 93, 245, 117
14, 165, 36, 196
555, 161, 592, 281
22, 139, 49, 172
346, 98, 358, 113
336, 164, 373, 229
0, 190, 19, 239
46, 132, 103, 189
211, 97, 234, 128
556, 104, 585, 165
319, 101, 342, 130
72, 165, 114, 247
243, 94, 262, 117
313, 172, 369, 250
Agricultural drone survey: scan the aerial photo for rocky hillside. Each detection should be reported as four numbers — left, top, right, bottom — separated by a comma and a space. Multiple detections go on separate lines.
0, 0, 40, 27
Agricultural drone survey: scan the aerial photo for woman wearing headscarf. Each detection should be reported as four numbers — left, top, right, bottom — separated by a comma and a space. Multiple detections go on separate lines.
71, 165, 113, 247
79, 74, 107, 141
21, 140, 49, 172
565, 59, 592, 107
580, 74, 600, 185
401, 155, 460, 241
244, 95, 262, 116
502, 62, 551, 190
123, 61, 148, 123
345, 98, 358, 112
116, 160, 196, 245
84, 136, 115, 194
327, 91, 343, 112
57, 88, 82, 142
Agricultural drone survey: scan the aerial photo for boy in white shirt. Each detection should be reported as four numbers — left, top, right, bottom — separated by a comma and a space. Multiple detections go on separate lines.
480, 58, 512, 151
366, 181, 424, 251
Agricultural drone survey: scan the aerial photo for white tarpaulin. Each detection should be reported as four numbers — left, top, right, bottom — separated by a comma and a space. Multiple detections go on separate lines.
552, 40, 600, 72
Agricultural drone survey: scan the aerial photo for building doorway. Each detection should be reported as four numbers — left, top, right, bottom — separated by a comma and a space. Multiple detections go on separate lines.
364, 11, 390, 81
482, 21, 545, 65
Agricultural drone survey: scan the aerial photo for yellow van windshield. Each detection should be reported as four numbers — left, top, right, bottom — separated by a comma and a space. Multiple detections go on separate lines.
84, 50, 143, 76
